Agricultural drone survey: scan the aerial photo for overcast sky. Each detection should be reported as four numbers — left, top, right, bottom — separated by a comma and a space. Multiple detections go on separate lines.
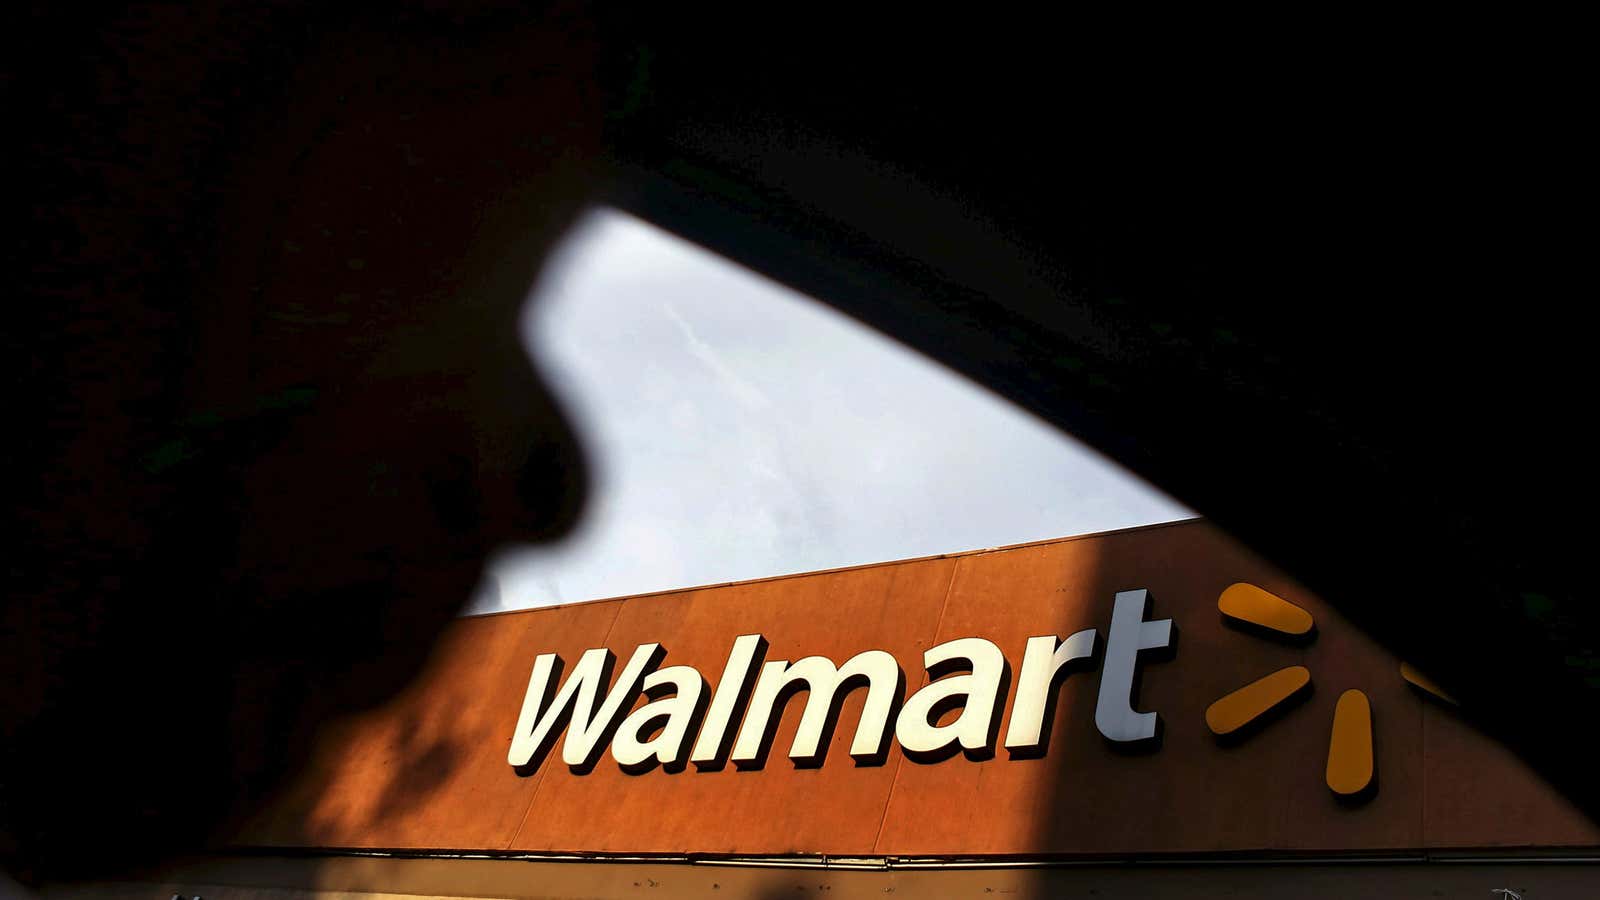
471, 209, 1192, 614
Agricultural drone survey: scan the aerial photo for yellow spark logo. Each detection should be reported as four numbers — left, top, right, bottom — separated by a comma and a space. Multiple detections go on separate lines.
1201, 583, 1455, 801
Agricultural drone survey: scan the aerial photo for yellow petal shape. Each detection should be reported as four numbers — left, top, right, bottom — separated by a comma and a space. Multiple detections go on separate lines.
1326, 689, 1374, 796
1205, 665, 1312, 736
1218, 583, 1315, 636
1400, 662, 1458, 705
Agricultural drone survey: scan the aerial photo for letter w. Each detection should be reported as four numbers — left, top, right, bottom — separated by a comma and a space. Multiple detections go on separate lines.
507, 643, 663, 772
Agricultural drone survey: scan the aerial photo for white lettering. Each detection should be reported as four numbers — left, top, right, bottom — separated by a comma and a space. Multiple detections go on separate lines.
689, 634, 766, 769
1004, 629, 1098, 753
731, 650, 903, 767
896, 637, 1008, 758
505, 588, 1171, 774
1094, 589, 1173, 744
611, 665, 706, 771
507, 643, 662, 770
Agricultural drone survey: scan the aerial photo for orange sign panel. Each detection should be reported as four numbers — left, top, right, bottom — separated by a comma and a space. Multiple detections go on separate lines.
240, 521, 1599, 856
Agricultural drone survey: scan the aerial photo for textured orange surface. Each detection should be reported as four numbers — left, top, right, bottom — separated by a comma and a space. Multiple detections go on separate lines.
240, 520, 1600, 855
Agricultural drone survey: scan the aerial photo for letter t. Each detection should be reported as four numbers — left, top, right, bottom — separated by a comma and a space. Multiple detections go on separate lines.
1094, 589, 1173, 744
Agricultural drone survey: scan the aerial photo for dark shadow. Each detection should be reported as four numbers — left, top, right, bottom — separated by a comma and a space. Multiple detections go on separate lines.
1402, 674, 1460, 710
6, 8, 603, 881
1333, 769, 1380, 807
370, 712, 465, 824
609, 23, 1600, 831
15, 9, 1599, 888
693, 636, 769, 772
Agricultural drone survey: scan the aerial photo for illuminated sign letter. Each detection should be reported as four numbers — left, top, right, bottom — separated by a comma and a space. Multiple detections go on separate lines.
611, 665, 707, 772
896, 637, 1009, 760
690, 634, 768, 769
731, 649, 904, 767
1004, 629, 1098, 755
1094, 589, 1173, 744
507, 643, 664, 772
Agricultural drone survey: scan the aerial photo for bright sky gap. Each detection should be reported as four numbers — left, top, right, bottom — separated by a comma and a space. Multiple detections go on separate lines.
474, 208, 1192, 614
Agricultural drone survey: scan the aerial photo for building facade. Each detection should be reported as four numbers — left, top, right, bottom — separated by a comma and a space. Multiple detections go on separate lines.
60, 521, 1600, 898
